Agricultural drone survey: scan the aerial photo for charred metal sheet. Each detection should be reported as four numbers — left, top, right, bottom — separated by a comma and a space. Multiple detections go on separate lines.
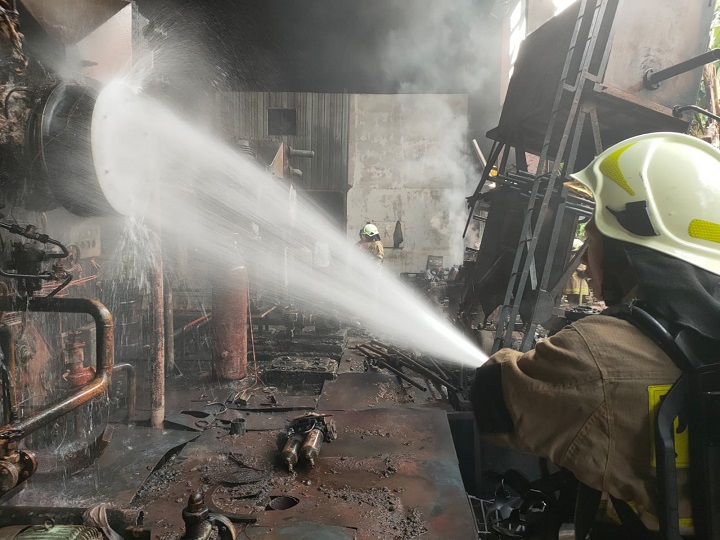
216, 410, 299, 431
134, 428, 276, 534
7, 425, 199, 507
229, 394, 318, 411
254, 408, 477, 538
244, 523, 355, 539
317, 372, 434, 411
164, 412, 214, 432
137, 408, 476, 539
337, 336, 370, 374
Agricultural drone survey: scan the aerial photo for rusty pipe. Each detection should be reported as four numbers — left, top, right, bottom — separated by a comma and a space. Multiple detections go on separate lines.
0, 297, 113, 441
164, 280, 175, 372
149, 262, 165, 428
368, 341, 460, 393
211, 267, 248, 380
356, 344, 428, 392
0, 325, 18, 424
0, 506, 144, 530
112, 363, 136, 423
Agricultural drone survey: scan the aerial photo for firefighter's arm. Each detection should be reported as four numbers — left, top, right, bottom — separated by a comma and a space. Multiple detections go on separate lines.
471, 326, 604, 464
374, 241, 384, 262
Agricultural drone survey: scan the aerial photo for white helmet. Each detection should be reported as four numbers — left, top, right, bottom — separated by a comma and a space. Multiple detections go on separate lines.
570, 132, 720, 276
362, 223, 379, 237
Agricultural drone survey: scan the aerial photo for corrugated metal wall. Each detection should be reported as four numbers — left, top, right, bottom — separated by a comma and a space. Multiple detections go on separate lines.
211, 92, 350, 192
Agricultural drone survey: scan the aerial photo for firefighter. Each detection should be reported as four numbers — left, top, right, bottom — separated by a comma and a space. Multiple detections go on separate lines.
563, 238, 590, 305
471, 132, 720, 530
356, 223, 384, 267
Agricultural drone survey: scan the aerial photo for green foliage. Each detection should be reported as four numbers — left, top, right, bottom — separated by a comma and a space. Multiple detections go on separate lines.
691, 3, 720, 136
712, 2, 720, 51
576, 221, 587, 240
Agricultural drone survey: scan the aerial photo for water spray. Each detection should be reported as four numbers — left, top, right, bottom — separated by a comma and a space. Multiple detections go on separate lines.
89, 80, 488, 369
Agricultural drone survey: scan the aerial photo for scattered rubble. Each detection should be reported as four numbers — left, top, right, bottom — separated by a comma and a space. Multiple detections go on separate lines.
316, 484, 428, 539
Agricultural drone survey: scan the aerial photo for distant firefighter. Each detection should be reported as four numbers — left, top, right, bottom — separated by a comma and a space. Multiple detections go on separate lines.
356, 223, 384, 266
564, 238, 590, 305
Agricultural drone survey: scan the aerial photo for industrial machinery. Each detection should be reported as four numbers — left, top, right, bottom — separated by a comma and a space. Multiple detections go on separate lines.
0, 2, 484, 539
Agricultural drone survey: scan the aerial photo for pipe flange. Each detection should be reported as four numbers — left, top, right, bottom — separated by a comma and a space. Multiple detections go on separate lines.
0, 460, 20, 494
643, 68, 660, 90
19, 450, 37, 479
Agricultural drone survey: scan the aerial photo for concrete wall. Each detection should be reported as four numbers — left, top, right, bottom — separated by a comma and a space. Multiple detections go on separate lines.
347, 94, 468, 275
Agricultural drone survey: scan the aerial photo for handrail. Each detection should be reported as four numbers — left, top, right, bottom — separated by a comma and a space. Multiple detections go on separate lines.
0, 297, 113, 441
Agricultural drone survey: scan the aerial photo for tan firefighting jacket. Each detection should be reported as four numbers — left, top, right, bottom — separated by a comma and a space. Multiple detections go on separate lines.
485, 315, 688, 520
360, 239, 384, 266
563, 263, 590, 296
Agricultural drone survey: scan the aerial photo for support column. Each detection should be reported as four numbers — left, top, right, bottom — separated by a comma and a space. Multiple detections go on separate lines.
150, 258, 165, 428
211, 266, 248, 380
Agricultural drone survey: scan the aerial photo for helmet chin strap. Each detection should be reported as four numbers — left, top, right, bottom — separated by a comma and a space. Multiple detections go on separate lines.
600, 237, 638, 307
605, 200, 659, 237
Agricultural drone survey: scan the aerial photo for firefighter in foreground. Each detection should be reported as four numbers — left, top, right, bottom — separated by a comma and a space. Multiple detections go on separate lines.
471, 132, 720, 531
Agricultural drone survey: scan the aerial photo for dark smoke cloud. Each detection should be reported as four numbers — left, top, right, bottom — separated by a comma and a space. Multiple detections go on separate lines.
134, 0, 498, 95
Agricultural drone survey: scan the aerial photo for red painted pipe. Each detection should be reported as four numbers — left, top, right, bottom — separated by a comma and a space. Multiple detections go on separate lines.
211, 266, 248, 380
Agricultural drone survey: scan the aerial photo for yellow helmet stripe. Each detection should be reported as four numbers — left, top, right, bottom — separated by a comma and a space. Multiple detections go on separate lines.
688, 219, 720, 244
599, 142, 636, 196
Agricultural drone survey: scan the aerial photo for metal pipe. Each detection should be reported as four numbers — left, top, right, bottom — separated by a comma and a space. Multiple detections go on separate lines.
287, 146, 315, 158
672, 104, 720, 124
0, 506, 144, 530
369, 341, 461, 393
472, 139, 487, 169
428, 358, 457, 386
164, 279, 175, 372
0, 325, 17, 424
644, 49, 720, 90
356, 343, 428, 391
0, 297, 113, 441
375, 358, 428, 392
173, 313, 211, 339
211, 267, 248, 380
149, 262, 165, 429
112, 363, 136, 423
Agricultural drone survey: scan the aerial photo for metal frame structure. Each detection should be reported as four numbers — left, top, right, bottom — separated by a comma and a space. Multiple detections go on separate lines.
493, 0, 607, 352
462, 0, 714, 353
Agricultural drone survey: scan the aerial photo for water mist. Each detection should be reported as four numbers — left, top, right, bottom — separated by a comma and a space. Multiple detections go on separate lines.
91, 81, 487, 368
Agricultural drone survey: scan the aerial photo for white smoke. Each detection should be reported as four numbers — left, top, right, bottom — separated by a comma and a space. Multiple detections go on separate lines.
378, 0, 493, 264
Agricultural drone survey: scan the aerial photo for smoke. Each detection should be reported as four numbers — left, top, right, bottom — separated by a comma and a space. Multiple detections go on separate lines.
377, 0, 494, 264
382, 0, 493, 95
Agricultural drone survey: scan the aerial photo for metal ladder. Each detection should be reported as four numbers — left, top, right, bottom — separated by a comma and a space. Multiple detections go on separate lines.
492, 0, 610, 353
